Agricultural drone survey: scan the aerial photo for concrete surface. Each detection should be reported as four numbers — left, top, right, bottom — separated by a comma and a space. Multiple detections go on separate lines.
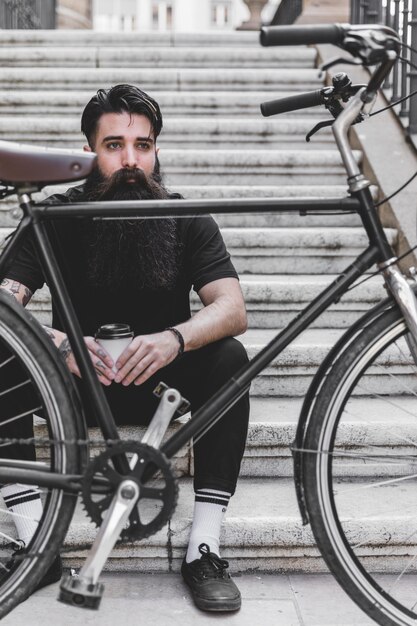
1, 572, 376, 626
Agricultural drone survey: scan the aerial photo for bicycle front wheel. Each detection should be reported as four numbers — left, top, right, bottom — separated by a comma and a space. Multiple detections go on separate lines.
0, 295, 81, 619
303, 303, 417, 626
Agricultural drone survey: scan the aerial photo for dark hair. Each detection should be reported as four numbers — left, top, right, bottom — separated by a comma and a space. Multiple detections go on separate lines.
81, 84, 163, 147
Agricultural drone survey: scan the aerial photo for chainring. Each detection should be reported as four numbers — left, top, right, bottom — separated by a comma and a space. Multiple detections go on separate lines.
81, 441, 178, 541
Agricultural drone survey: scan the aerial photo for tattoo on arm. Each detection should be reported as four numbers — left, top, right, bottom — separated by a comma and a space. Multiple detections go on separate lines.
58, 337, 72, 360
42, 326, 56, 342
0, 279, 33, 306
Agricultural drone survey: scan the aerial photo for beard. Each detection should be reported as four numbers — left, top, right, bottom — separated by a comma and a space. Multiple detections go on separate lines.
80, 164, 181, 291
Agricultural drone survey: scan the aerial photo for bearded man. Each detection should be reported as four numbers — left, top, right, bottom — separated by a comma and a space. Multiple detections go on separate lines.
0, 84, 250, 612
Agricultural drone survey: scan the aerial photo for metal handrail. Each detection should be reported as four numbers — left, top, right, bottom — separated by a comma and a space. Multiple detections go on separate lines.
350, 0, 417, 135
270, 0, 303, 25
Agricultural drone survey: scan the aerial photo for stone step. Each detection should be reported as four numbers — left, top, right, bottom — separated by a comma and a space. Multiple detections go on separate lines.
34, 396, 417, 479
0, 30, 261, 47
160, 149, 360, 185
0, 67, 322, 92
0, 46, 316, 68
26, 274, 386, 330
0, 90, 327, 117
0, 117, 333, 149
56, 476, 417, 572
241, 326, 417, 396
221, 226, 397, 274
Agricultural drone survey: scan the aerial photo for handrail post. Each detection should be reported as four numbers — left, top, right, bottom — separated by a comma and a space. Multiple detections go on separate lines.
351, 0, 361, 22
409, 0, 417, 132
365, 0, 381, 22
391, 0, 402, 102
400, 0, 410, 116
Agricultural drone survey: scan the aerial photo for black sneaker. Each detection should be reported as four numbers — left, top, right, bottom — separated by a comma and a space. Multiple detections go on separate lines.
181, 543, 241, 612
5, 543, 63, 591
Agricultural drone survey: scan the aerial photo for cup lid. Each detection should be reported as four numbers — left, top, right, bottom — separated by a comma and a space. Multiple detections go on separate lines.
95, 323, 133, 339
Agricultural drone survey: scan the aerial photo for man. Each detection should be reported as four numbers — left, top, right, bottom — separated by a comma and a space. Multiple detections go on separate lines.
0, 84, 250, 612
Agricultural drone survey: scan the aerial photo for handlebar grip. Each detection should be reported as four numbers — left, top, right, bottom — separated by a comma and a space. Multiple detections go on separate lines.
260, 90, 324, 117
260, 23, 347, 47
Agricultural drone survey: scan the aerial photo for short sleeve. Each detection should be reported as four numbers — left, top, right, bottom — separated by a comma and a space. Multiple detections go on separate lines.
183, 217, 238, 293
5, 229, 45, 294
6, 186, 82, 294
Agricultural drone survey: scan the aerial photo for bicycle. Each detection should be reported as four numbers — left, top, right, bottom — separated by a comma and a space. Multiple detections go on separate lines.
0, 21, 415, 626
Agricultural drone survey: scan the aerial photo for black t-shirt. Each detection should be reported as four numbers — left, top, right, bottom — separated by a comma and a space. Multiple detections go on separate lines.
7, 185, 239, 336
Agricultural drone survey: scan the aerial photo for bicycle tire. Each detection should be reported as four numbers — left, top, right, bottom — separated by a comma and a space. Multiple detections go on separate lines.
0, 294, 80, 619
303, 303, 417, 626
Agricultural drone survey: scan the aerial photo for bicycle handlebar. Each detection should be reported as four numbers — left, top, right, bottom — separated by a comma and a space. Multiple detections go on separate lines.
261, 90, 324, 117
260, 23, 347, 47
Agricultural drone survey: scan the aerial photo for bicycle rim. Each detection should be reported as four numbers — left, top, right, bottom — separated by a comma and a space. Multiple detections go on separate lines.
0, 312, 79, 618
304, 309, 417, 626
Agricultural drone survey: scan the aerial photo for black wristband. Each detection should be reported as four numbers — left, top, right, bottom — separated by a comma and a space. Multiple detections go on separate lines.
165, 327, 184, 360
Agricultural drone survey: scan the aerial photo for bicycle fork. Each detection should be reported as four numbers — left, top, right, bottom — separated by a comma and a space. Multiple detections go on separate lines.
381, 262, 417, 360
58, 384, 189, 610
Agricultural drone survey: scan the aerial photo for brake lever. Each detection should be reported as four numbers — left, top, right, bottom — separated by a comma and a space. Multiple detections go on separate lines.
320, 57, 363, 73
305, 120, 334, 142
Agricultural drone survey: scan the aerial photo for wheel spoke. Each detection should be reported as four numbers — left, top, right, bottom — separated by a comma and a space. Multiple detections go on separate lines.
0, 355, 16, 370
0, 406, 43, 431
0, 380, 32, 399
335, 472, 417, 495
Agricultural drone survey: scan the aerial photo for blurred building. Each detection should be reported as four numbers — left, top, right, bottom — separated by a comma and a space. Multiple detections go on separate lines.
92, 0, 278, 32
0, 0, 279, 30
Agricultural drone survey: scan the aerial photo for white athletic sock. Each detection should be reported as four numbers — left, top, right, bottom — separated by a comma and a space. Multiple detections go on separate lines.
185, 488, 231, 563
1, 483, 42, 547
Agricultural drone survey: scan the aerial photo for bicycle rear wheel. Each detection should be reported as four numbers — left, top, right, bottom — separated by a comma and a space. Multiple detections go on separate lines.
0, 294, 81, 619
303, 303, 417, 626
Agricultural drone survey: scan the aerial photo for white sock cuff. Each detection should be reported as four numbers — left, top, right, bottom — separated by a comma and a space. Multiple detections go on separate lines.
1, 483, 41, 508
195, 488, 231, 508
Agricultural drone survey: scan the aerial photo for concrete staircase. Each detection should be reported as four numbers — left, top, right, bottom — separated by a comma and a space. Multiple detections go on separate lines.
0, 30, 398, 572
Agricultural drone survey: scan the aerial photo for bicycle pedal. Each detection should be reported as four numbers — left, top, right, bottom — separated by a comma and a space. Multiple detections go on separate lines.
58, 573, 104, 610
153, 381, 190, 415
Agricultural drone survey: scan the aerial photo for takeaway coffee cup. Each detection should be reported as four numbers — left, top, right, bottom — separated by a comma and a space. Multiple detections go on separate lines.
95, 323, 134, 373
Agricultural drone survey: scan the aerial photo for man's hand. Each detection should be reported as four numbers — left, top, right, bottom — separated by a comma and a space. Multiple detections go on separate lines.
59, 335, 115, 386
114, 331, 180, 386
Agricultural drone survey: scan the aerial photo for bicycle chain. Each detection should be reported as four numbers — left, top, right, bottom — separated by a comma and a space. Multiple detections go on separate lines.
0, 436, 130, 446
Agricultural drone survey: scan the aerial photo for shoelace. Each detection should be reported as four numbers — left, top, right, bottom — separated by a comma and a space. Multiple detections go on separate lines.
4, 540, 26, 570
197, 543, 230, 579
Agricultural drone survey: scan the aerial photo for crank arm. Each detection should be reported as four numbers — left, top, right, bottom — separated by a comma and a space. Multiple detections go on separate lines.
58, 479, 139, 610
140, 383, 190, 451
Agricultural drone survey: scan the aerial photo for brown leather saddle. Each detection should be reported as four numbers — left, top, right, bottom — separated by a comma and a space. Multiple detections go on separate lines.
0, 139, 96, 187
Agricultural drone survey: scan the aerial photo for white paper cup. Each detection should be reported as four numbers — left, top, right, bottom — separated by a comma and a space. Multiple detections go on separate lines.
95, 323, 134, 373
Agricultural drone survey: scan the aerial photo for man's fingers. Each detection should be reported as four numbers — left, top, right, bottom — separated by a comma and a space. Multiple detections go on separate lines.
86, 338, 114, 368
133, 362, 158, 386
117, 354, 152, 385
115, 337, 144, 369
115, 344, 147, 382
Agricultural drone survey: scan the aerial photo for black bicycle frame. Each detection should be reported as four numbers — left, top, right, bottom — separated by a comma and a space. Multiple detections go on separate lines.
0, 190, 392, 491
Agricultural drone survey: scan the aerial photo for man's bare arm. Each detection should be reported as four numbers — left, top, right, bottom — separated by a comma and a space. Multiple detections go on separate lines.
0, 278, 115, 385
115, 277, 247, 386
0, 278, 33, 307
175, 277, 247, 352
